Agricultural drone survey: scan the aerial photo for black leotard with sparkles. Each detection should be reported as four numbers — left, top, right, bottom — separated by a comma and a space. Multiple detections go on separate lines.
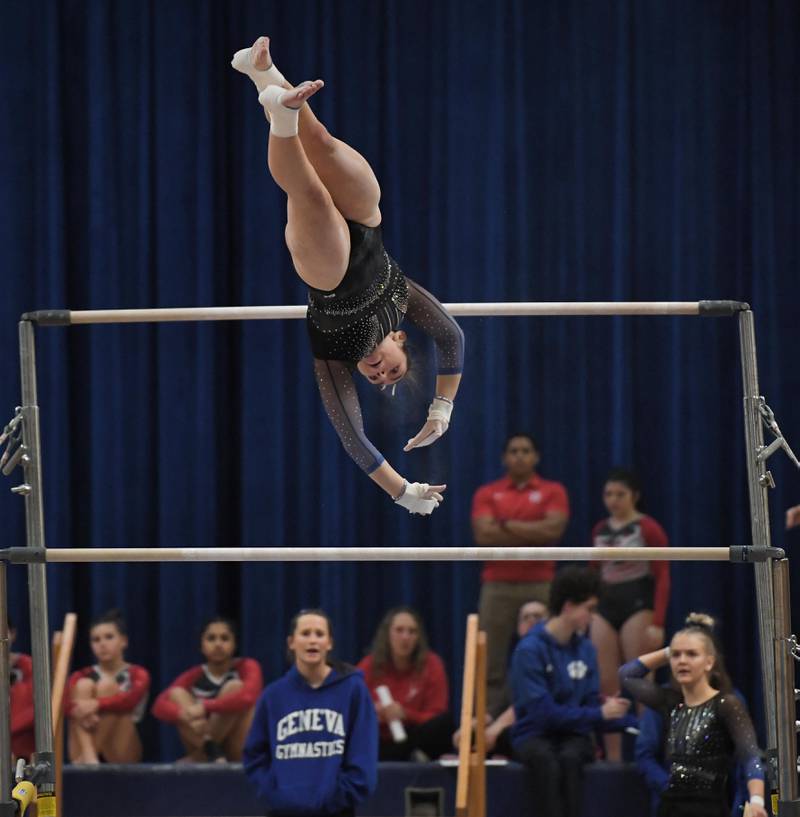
620, 660, 763, 815
306, 221, 409, 363
308, 222, 464, 474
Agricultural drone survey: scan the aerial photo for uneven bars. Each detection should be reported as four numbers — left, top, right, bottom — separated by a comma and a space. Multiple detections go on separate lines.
22, 300, 749, 325
43, 546, 730, 563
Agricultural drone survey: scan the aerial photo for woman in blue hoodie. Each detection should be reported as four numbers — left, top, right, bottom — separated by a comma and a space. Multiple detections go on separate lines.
244, 609, 378, 817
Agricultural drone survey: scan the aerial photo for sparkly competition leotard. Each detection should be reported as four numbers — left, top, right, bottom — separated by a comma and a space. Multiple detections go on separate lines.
309, 221, 464, 474
307, 221, 410, 362
621, 660, 764, 817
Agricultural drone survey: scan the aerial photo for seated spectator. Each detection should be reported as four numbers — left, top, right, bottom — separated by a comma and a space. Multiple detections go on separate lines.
510, 567, 633, 817
152, 616, 262, 762
357, 607, 453, 760
67, 609, 149, 763
452, 599, 548, 756
589, 468, 670, 760
635, 703, 669, 812
9, 617, 34, 761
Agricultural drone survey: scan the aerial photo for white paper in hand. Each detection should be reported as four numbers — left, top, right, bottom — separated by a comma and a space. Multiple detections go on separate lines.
376, 684, 407, 742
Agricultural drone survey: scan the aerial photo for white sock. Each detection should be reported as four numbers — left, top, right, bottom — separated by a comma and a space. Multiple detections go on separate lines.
258, 86, 299, 137
231, 47, 287, 93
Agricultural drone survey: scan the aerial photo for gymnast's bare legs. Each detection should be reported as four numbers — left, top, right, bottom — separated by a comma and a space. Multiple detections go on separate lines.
254, 38, 382, 226
235, 37, 382, 291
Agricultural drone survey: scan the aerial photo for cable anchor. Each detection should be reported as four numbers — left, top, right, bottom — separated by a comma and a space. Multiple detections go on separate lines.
786, 635, 800, 663
0, 408, 24, 476
756, 399, 800, 470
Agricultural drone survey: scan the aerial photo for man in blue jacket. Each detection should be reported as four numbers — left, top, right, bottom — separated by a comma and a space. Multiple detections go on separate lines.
510, 567, 632, 817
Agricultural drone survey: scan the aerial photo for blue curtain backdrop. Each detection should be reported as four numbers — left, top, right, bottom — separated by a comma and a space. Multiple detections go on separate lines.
1, 0, 798, 760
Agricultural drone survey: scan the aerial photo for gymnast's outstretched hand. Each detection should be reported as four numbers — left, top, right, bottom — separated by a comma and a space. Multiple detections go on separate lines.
394, 481, 447, 515
404, 397, 453, 451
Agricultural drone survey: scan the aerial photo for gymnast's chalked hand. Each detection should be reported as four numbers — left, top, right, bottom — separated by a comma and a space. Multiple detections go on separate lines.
394, 481, 447, 515
404, 397, 453, 451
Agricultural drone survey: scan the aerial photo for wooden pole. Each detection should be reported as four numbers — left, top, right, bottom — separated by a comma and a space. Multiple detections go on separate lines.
50, 614, 76, 733
455, 615, 479, 817
468, 631, 488, 817
50, 613, 77, 817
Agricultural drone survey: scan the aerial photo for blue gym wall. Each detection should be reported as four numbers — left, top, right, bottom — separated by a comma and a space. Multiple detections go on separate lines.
1, 0, 798, 760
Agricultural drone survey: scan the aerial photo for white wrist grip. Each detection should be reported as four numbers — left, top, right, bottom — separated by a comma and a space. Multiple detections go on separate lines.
428, 397, 453, 423
394, 482, 441, 515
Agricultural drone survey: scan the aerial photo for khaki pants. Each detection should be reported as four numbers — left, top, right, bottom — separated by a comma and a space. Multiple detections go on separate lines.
478, 580, 550, 715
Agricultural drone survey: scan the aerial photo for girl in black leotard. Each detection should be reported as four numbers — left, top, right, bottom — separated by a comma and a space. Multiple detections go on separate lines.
620, 613, 766, 817
232, 36, 464, 516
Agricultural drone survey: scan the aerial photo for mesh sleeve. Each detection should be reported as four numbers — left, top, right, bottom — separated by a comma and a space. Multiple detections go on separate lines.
313, 359, 385, 474
619, 659, 679, 714
404, 278, 464, 374
718, 694, 765, 781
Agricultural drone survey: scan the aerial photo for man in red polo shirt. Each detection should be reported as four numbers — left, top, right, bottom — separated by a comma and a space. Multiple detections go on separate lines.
472, 433, 570, 713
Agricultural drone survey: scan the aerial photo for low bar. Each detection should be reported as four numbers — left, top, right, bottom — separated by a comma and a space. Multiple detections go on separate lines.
44, 546, 730, 563
20, 300, 749, 326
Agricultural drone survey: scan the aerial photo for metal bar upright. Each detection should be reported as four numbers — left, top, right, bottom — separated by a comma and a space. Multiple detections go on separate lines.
773, 559, 800, 809
18, 320, 54, 789
0, 562, 13, 798
738, 310, 777, 754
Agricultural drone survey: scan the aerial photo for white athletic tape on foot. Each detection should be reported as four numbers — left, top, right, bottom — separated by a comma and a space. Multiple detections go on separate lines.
258, 86, 299, 137
231, 48, 287, 93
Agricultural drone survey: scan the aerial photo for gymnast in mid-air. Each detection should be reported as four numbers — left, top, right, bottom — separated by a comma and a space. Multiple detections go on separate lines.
232, 37, 464, 516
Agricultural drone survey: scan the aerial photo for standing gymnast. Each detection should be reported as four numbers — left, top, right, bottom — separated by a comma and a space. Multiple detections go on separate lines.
232, 37, 464, 516
589, 468, 670, 760
243, 609, 377, 817
620, 613, 767, 817
151, 617, 263, 762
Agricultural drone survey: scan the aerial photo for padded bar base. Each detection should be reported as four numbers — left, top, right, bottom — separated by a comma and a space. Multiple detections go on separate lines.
63, 761, 650, 817
698, 300, 750, 315
20, 310, 72, 325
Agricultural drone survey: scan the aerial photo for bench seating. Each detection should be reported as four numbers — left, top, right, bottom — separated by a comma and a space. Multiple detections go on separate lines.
63, 760, 650, 817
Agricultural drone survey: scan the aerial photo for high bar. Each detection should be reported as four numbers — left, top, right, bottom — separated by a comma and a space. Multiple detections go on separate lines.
43, 546, 731, 563
22, 300, 749, 326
